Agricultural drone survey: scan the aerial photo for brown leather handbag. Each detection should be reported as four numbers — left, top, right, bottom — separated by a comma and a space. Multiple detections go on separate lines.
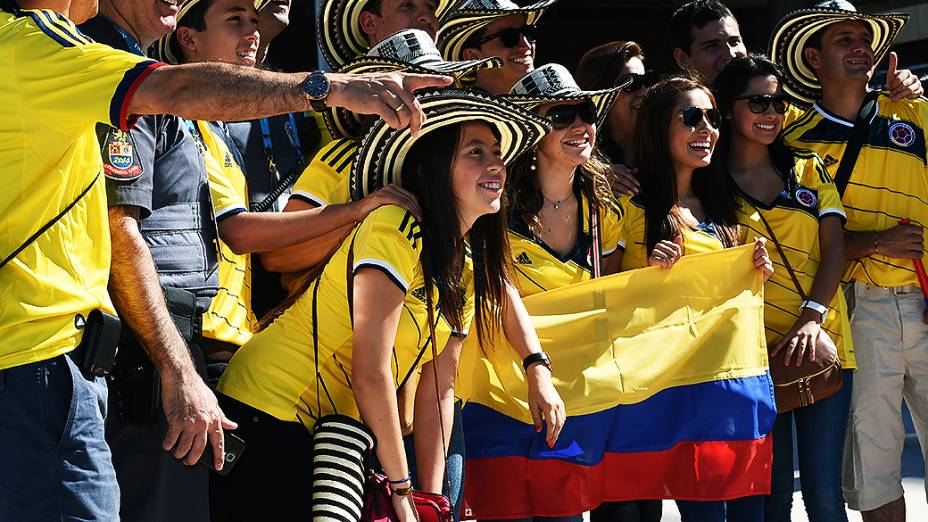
751, 202, 843, 413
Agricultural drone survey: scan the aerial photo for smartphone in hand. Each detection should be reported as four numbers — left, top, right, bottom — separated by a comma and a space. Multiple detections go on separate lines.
197, 431, 245, 476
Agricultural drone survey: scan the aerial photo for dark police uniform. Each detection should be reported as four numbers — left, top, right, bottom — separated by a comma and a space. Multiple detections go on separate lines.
80, 15, 219, 522
227, 113, 319, 317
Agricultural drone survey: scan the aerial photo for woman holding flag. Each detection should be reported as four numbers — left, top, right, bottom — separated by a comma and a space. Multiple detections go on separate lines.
714, 55, 855, 522
620, 76, 774, 521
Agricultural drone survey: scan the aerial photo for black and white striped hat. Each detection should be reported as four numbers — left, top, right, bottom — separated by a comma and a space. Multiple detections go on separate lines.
436, 0, 558, 62
323, 29, 502, 139
768, 0, 908, 106
507, 64, 628, 129
350, 88, 551, 200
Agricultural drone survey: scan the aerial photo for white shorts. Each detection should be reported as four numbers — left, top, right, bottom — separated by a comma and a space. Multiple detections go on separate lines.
843, 283, 928, 511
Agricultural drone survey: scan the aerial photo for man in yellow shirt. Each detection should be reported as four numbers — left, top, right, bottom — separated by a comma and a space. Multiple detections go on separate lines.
773, 2, 928, 520
0, 0, 449, 516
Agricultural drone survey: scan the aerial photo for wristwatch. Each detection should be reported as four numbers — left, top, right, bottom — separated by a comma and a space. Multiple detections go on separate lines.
800, 299, 828, 323
522, 352, 552, 372
301, 71, 330, 112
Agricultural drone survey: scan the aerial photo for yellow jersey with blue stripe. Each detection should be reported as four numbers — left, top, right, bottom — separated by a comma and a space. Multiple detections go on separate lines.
782, 93, 928, 287
288, 137, 357, 207
620, 195, 731, 271
508, 192, 625, 297
195, 121, 256, 346
218, 205, 475, 427
734, 153, 855, 368
0, 5, 159, 369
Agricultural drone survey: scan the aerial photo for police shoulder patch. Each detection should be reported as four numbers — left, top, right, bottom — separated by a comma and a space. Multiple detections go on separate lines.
102, 129, 143, 181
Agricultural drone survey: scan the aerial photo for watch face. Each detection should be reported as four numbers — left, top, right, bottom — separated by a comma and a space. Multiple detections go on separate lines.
303, 73, 330, 100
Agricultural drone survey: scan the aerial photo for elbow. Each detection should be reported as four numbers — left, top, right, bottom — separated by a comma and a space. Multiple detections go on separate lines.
218, 217, 258, 255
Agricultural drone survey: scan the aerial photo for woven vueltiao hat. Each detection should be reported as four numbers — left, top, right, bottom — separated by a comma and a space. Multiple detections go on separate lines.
506, 63, 628, 129
323, 29, 502, 139
436, 0, 558, 62
768, 0, 908, 106
350, 88, 551, 200
151, 0, 263, 64
317, 0, 466, 70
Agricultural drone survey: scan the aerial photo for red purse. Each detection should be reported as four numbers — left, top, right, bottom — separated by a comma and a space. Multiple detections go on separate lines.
362, 472, 453, 522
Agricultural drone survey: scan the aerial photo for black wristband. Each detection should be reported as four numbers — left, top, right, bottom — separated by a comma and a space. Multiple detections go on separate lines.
522, 352, 552, 372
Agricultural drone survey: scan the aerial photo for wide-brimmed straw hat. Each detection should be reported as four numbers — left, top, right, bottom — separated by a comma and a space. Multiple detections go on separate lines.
768, 0, 908, 106
323, 29, 502, 139
318, 0, 465, 70
151, 0, 263, 64
350, 88, 551, 200
436, 0, 558, 62
506, 63, 628, 129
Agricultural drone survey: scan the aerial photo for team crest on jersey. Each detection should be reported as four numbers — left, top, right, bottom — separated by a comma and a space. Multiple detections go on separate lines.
102, 129, 142, 181
224, 153, 233, 168
515, 252, 532, 265
795, 188, 817, 208
889, 122, 916, 148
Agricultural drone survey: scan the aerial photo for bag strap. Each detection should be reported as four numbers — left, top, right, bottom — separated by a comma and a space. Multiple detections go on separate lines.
0, 173, 100, 270
590, 203, 602, 279
834, 90, 879, 197
747, 199, 807, 301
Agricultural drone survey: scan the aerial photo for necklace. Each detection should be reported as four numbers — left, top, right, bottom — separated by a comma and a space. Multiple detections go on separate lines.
542, 192, 572, 211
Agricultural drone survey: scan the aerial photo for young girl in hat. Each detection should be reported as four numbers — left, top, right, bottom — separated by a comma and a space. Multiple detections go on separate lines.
620, 76, 774, 522
210, 90, 558, 522
714, 54, 854, 522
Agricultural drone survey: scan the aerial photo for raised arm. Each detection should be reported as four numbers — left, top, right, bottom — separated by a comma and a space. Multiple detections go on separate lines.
130, 66, 452, 134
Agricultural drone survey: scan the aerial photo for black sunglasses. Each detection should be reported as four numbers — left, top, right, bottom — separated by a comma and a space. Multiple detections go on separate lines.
546, 101, 598, 130
474, 25, 537, 48
679, 106, 721, 129
616, 70, 658, 92
734, 94, 790, 115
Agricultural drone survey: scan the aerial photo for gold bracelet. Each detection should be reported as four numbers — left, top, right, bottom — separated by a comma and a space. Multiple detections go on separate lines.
392, 485, 414, 497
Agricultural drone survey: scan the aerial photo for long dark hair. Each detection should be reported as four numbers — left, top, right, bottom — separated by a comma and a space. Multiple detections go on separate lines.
401, 122, 510, 346
713, 54, 795, 176
259, 122, 511, 347
635, 76, 740, 252
507, 145, 614, 233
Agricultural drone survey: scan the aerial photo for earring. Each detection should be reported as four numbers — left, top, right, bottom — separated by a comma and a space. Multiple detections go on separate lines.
530, 149, 537, 172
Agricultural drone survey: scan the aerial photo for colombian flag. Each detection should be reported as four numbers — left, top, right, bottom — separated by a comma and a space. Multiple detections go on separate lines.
458, 245, 775, 519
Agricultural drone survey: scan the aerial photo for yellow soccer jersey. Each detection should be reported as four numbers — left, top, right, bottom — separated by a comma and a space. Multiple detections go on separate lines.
508, 192, 625, 297
734, 155, 855, 368
782, 93, 928, 287
0, 6, 160, 369
288, 137, 358, 207
620, 196, 730, 271
218, 205, 475, 427
195, 121, 256, 346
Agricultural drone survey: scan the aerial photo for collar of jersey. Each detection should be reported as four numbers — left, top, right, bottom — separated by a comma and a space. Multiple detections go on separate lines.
813, 96, 880, 128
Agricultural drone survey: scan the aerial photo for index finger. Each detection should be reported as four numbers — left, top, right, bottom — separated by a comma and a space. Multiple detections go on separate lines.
400, 72, 454, 92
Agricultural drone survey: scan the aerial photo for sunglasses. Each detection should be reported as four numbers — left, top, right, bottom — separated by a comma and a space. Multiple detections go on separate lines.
616, 70, 658, 92
474, 25, 537, 48
679, 106, 721, 129
733, 94, 790, 115
546, 101, 598, 130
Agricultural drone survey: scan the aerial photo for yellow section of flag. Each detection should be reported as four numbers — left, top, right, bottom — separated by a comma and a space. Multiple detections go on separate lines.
458, 245, 769, 424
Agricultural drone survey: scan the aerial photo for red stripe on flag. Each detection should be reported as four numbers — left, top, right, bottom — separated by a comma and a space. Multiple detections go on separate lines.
463, 436, 772, 519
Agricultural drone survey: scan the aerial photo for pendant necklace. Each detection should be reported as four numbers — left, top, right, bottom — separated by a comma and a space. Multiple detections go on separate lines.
543, 193, 570, 211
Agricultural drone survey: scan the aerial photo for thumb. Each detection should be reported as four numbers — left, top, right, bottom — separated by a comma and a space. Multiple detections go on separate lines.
673, 235, 684, 246
403, 73, 454, 91
887, 51, 898, 80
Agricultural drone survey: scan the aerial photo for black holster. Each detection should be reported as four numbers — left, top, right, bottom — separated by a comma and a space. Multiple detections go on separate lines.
70, 309, 121, 379
108, 286, 208, 424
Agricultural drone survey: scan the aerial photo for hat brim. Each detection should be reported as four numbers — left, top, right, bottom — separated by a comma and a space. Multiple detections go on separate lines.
768, 8, 908, 107
318, 0, 461, 69
436, 0, 558, 62
322, 56, 503, 139
506, 80, 627, 131
350, 88, 552, 200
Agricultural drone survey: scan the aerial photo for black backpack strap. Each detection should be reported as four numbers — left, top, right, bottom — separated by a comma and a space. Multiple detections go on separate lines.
0, 173, 100, 270
834, 90, 880, 197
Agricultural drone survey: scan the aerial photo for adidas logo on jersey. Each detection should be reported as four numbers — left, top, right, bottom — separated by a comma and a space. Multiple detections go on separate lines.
515, 252, 532, 265
411, 286, 427, 303
822, 155, 838, 168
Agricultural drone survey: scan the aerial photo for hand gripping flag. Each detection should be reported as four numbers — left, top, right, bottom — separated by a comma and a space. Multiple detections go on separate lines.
458, 245, 775, 519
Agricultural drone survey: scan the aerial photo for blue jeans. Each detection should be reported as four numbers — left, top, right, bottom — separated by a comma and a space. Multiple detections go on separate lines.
676, 495, 764, 521
0, 354, 119, 521
765, 370, 853, 522
406, 400, 466, 522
